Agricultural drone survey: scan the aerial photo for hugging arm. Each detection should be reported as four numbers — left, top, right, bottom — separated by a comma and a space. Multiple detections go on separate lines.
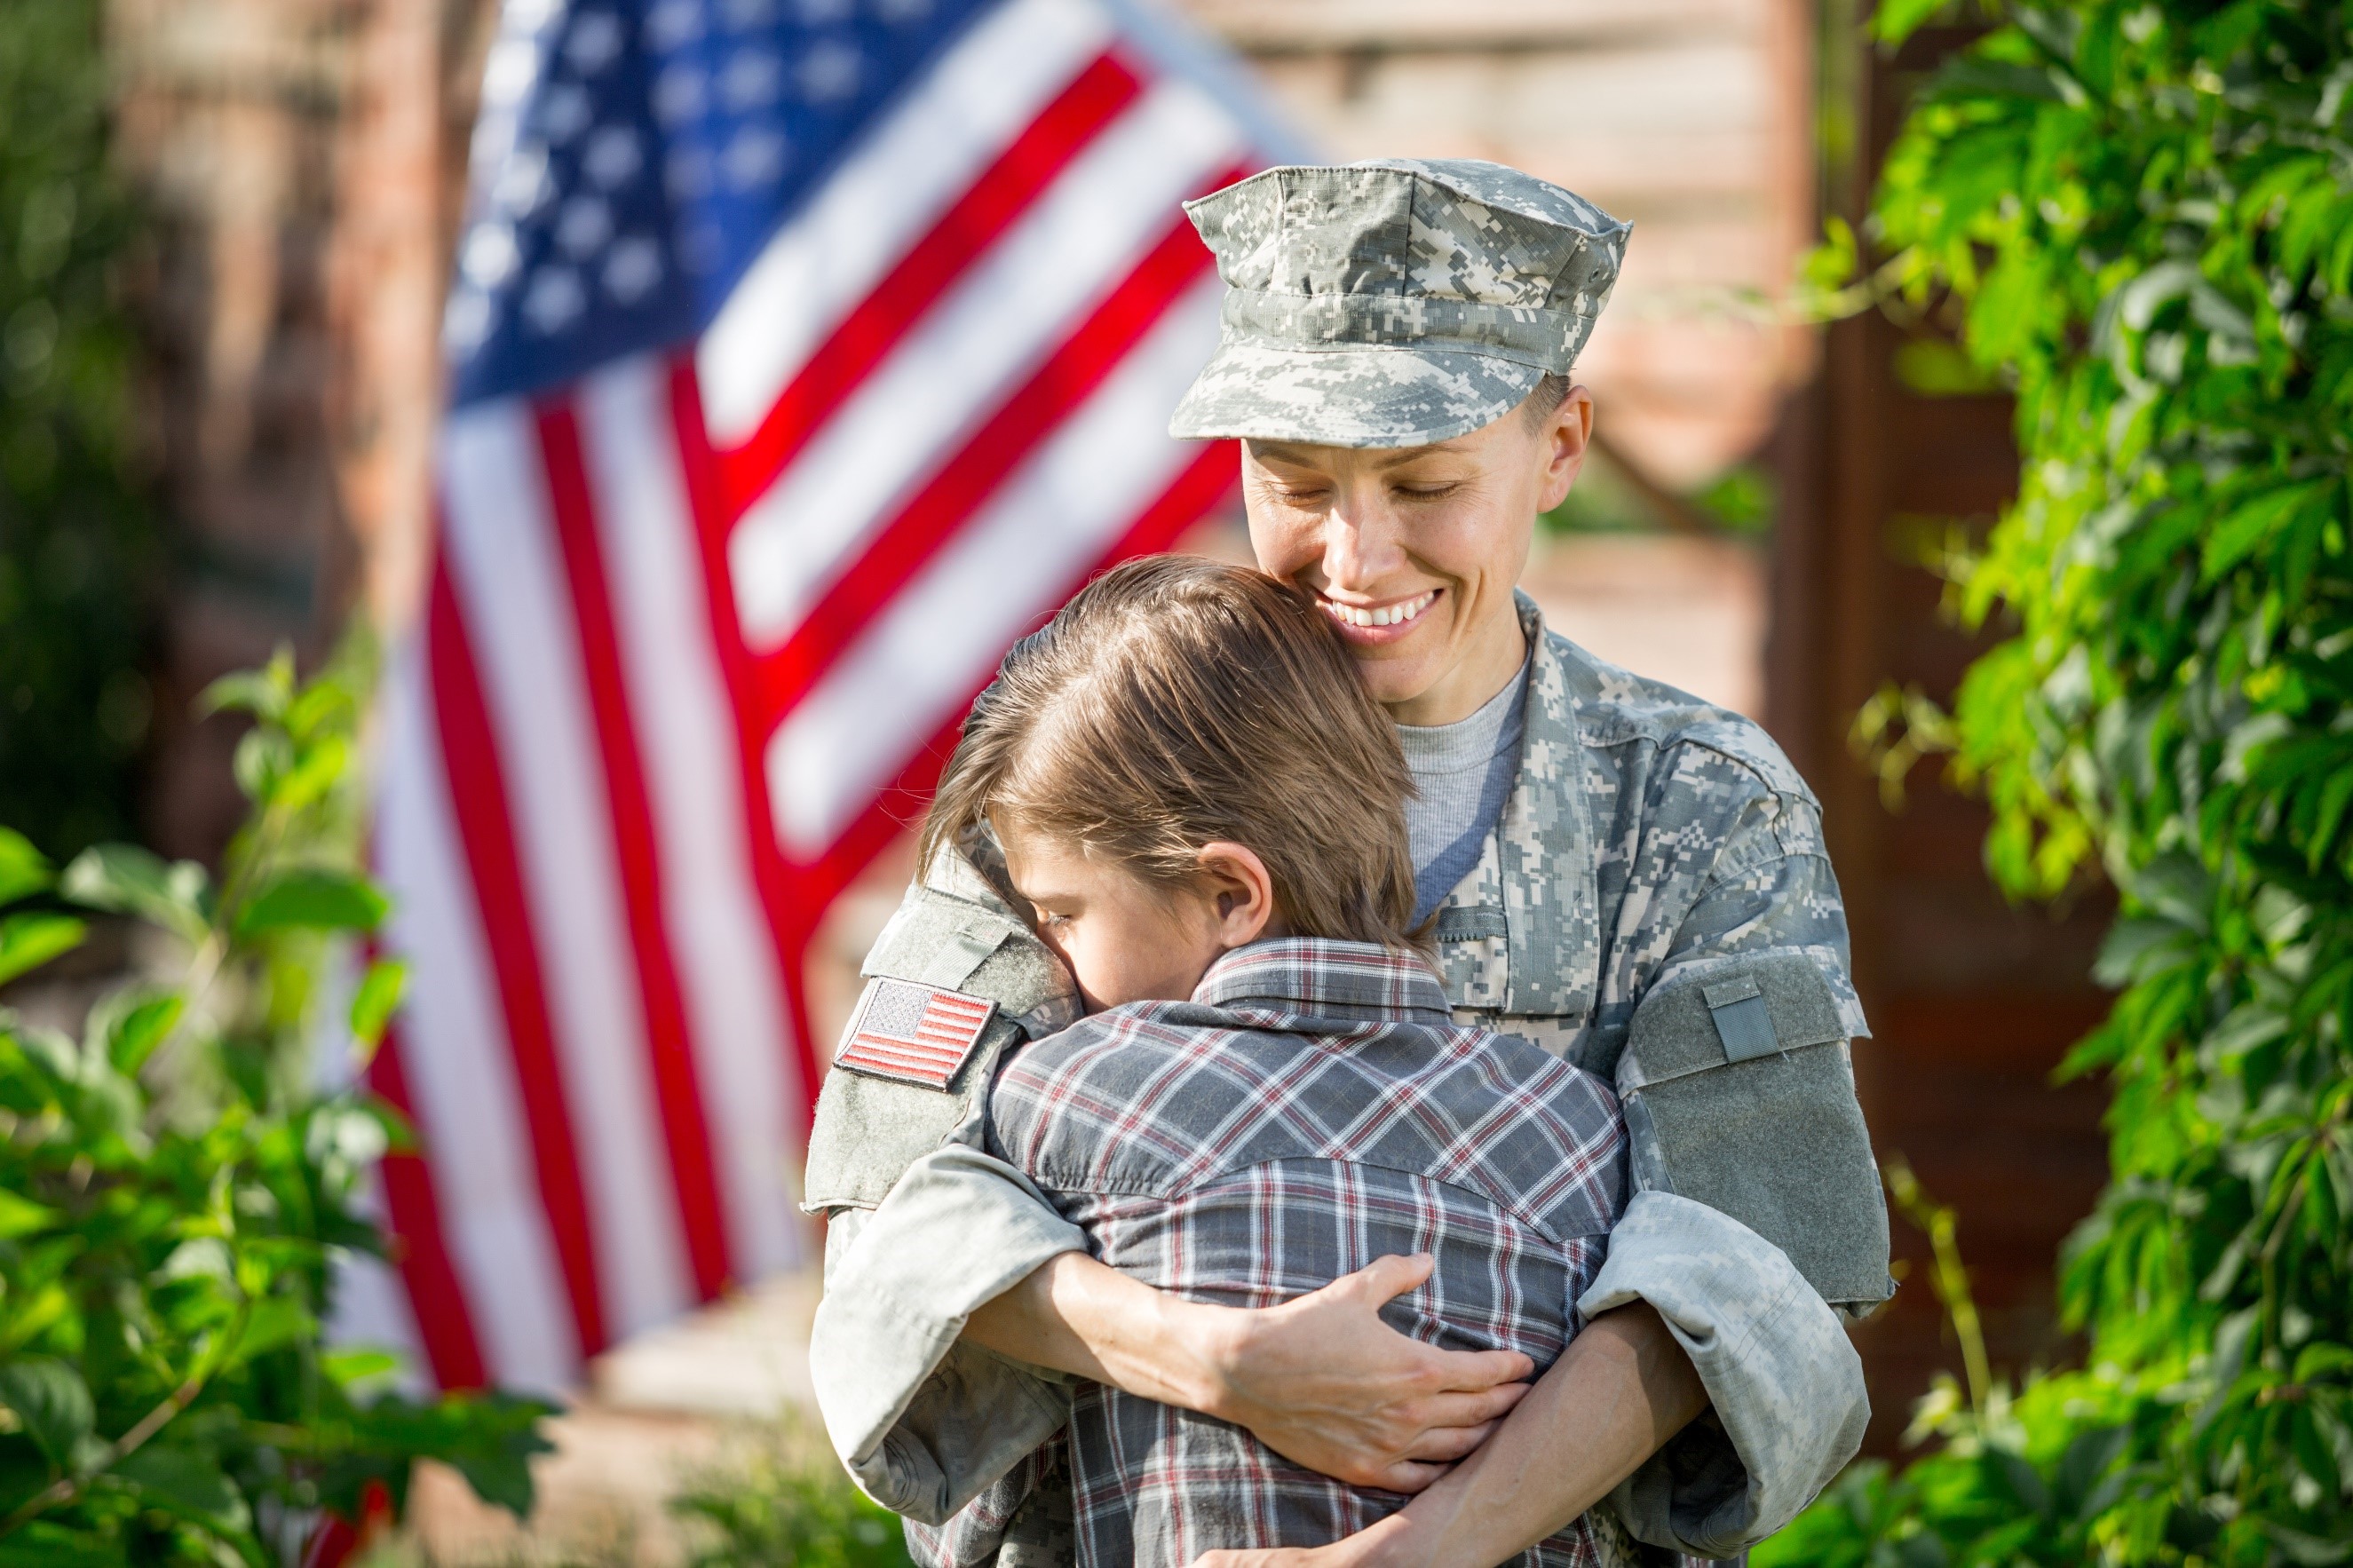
816, 1146, 1533, 1521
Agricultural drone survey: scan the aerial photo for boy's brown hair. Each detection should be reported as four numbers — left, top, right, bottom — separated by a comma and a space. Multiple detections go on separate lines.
920, 556, 1419, 949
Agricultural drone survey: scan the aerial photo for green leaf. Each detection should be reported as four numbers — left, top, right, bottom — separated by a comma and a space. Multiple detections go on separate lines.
0, 829, 52, 907
232, 869, 388, 938
0, 914, 84, 986
2203, 480, 2332, 582
1870, 0, 1950, 46
109, 1443, 242, 1524
0, 1189, 58, 1240
1933, 57, 2075, 105
99, 991, 183, 1076
320, 1347, 401, 1391
231, 726, 294, 805
0, 1358, 94, 1470
348, 958, 408, 1053
58, 845, 211, 943
197, 648, 293, 723
227, 1296, 313, 1368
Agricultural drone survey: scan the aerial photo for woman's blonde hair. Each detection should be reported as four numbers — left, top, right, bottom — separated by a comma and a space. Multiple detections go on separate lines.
921, 556, 1419, 949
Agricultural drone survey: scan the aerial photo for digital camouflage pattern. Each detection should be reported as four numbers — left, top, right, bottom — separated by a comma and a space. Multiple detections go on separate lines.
1430, 598, 1867, 1072
1169, 160, 1631, 447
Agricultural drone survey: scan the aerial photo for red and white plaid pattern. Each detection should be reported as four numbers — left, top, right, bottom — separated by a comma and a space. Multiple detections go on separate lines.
835, 978, 996, 1089
969, 938, 1628, 1568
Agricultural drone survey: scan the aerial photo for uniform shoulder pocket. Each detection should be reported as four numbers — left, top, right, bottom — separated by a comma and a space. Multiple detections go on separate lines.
1620, 952, 1894, 1315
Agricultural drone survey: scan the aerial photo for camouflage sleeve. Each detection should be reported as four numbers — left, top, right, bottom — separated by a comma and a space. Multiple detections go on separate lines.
1580, 1192, 1868, 1557
1655, 779, 1868, 1038
812, 1144, 1080, 1524
1588, 741, 1884, 1552
802, 846, 1086, 1528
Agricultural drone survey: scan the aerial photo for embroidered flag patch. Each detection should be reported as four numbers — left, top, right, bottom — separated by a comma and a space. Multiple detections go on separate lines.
832, 978, 997, 1089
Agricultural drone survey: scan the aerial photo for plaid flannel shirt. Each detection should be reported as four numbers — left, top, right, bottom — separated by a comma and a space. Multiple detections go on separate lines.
948, 938, 1628, 1568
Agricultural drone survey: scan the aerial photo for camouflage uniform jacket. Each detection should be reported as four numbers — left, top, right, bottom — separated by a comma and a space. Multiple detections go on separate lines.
808, 596, 1885, 1563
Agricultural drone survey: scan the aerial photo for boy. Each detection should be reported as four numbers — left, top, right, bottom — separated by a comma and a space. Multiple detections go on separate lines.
843, 556, 1630, 1567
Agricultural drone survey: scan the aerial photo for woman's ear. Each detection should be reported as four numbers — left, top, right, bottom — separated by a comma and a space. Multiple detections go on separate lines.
1535, 383, 1595, 513
1194, 842, 1279, 948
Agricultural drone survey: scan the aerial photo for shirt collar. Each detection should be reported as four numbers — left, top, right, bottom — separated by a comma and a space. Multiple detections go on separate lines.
1192, 938, 1455, 1026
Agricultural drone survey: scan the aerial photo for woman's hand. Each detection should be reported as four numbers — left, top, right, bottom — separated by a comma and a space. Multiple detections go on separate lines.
1196, 1254, 1534, 1493
963, 1251, 1533, 1495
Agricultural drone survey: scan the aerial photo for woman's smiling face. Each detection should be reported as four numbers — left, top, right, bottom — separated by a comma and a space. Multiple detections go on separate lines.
1240, 384, 1593, 726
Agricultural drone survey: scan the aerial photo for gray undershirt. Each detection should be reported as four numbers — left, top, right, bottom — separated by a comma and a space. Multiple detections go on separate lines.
1398, 653, 1531, 927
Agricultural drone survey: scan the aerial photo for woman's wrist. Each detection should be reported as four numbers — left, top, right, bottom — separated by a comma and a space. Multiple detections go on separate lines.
1138, 1291, 1249, 1417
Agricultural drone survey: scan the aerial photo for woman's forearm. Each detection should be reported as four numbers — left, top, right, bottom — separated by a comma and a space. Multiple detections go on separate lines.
963, 1250, 1231, 1410
1355, 1302, 1707, 1568
959, 1250, 1539, 1495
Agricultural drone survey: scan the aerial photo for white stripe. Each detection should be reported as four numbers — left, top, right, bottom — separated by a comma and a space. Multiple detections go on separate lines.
376, 640, 579, 1395
765, 277, 1223, 855
574, 355, 804, 1282
695, 0, 1114, 446
726, 78, 1242, 653
440, 402, 694, 1338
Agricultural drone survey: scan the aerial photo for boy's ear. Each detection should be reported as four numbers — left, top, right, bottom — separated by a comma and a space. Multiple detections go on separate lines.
1194, 842, 1278, 947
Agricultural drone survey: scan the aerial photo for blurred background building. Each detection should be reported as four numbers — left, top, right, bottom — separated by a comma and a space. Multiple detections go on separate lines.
15, 0, 2113, 1551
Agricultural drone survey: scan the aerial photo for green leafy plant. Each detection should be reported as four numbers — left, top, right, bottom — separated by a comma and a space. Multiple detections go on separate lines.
1790, 1, 2353, 1562
0, 646, 552, 1565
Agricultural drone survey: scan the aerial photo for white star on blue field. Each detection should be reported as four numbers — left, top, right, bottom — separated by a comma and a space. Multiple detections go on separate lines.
448, 0, 994, 408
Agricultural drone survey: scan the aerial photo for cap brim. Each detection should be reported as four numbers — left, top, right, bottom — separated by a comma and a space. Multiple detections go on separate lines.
1169, 342, 1545, 448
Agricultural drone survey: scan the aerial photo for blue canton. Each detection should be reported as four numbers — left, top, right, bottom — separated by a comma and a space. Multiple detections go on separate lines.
448, 0, 994, 407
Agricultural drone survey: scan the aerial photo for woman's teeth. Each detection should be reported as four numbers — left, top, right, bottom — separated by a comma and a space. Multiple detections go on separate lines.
1325, 591, 1436, 630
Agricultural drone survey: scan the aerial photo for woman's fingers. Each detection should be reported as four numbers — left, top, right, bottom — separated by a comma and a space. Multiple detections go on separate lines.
1210, 1255, 1534, 1484
1335, 1251, 1436, 1307
1366, 1457, 1448, 1495
1412, 1342, 1535, 1393
1399, 1417, 1500, 1463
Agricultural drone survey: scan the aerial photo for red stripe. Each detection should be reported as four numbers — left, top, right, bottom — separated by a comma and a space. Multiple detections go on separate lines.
842, 1049, 963, 1073
845, 1042, 966, 1072
858, 1033, 967, 1058
839, 1052, 962, 1081
665, 360, 828, 1123
795, 440, 1240, 911
745, 186, 1238, 726
712, 51, 1143, 518
535, 400, 736, 1304
427, 551, 609, 1355
365, 1023, 487, 1391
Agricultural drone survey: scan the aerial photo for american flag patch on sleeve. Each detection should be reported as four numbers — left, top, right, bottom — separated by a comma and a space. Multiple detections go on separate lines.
832, 978, 998, 1090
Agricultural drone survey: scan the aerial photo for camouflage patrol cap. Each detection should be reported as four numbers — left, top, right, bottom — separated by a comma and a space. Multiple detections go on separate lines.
1169, 160, 1630, 448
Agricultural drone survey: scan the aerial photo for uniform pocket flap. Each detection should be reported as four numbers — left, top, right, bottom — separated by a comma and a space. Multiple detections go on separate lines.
1624, 953, 1849, 1089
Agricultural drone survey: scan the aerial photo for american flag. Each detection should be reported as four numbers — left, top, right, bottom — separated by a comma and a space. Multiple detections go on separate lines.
341, 0, 1289, 1394
833, 978, 996, 1088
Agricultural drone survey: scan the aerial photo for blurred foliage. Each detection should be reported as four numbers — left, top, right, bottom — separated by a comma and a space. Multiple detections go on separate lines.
1806, 0, 2353, 1562
0, 0, 162, 859
1540, 451, 1775, 537
669, 1423, 914, 1568
0, 647, 553, 1564
1760, 1167, 2162, 1568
